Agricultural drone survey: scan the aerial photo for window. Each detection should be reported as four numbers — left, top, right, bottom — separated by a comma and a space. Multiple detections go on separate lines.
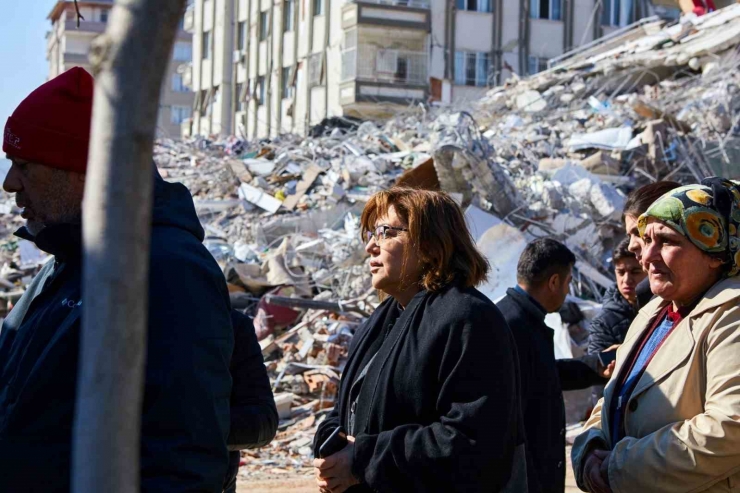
308, 52, 324, 87
281, 67, 293, 99
235, 83, 247, 111
456, 0, 492, 12
196, 89, 207, 112
205, 86, 219, 116
202, 31, 211, 59
601, 0, 625, 26
257, 76, 266, 105
530, 0, 561, 20
100, 9, 109, 23
528, 56, 548, 74
396, 57, 408, 83
260, 12, 269, 41
454, 51, 490, 87
172, 73, 188, 92
237, 21, 247, 50
283, 0, 295, 32
171, 105, 192, 125
313, 0, 323, 16
173, 41, 192, 61
376, 50, 398, 74
654, 5, 680, 20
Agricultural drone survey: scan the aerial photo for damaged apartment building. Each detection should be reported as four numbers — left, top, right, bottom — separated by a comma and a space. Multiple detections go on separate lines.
182, 0, 683, 139
45, 0, 194, 138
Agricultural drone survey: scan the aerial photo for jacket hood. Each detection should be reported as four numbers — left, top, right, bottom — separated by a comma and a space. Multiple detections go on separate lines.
16, 165, 204, 259
149, 167, 205, 242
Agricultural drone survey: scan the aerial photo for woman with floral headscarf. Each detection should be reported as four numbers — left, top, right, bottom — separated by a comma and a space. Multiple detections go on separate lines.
572, 178, 740, 493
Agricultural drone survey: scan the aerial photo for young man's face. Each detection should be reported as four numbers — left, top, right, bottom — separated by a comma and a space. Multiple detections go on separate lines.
3, 157, 85, 236
614, 257, 646, 305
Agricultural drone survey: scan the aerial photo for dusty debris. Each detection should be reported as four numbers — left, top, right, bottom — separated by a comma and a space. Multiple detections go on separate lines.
1, 4, 739, 480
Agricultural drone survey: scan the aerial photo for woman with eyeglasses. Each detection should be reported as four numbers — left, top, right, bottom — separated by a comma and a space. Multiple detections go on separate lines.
312, 187, 527, 493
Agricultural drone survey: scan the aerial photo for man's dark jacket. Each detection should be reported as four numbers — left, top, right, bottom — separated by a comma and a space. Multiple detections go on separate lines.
313, 284, 528, 493
223, 309, 278, 492
0, 172, 234, 492
497, 288, 604, 493
587, 285, 636, 355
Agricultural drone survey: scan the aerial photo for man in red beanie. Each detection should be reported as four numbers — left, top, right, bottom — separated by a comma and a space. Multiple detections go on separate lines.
0, 67, 235, 492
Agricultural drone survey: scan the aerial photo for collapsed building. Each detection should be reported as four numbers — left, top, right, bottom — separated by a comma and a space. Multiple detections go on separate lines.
1, 3, 739, 480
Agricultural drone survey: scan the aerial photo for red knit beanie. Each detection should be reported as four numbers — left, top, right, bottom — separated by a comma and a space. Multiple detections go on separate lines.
3, 67, 94, 173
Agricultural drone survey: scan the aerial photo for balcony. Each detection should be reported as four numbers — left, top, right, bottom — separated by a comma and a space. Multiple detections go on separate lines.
64, 53, 89, 64
359, 0, 429, 7
341, 0, 430, 31
340, 46, 428, 107
183, 5, 195, 33
178, 63, 193, 89
64, 19, 107, 34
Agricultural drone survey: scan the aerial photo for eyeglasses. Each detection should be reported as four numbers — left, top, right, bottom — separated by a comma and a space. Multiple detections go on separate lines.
365, 225, 409, 242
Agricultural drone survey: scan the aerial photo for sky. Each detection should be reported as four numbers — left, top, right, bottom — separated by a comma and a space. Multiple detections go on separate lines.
0, 0, 53, 134
0, 0, 54, 171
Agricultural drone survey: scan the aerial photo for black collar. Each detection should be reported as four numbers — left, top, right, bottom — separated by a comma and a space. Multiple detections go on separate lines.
512, 285, 548, 320
14, 223, 82, 263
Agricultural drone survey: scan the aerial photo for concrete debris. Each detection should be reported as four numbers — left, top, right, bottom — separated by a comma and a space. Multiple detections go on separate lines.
0, 4, 739, 479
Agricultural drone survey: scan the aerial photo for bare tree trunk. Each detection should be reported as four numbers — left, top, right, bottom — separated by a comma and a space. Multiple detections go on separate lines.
72, 1, 187, 492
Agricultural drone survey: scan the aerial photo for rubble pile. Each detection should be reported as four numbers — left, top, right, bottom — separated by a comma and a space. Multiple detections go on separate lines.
154, 8, 740, 478
0, 4, 739, 480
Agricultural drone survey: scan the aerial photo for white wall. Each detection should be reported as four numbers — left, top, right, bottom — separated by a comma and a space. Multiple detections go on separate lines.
529, 19, 564, 58
429, 0, 447, 79
65, 35, 90, 55
573, 0, 596, 47
455, 11, 493, 52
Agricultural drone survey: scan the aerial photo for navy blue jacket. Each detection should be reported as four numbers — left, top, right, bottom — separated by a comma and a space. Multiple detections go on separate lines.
587, 285, 636, 355
0, 172, 234, 492
223, 309, 278, 492
497, 288, 604, 493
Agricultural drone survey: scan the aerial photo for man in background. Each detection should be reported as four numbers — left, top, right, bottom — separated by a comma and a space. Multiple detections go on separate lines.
497, 238, 613, 493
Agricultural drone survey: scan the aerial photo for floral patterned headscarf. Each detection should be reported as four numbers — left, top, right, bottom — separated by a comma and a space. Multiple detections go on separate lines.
637, 178, 740, 278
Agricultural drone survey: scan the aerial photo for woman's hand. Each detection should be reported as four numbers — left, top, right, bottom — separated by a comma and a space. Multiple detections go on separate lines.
583, 449, 613, 493
314, 435, 360, 493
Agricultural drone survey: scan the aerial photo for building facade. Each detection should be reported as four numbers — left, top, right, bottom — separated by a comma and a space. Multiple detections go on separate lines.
46, 0, 194, 138
184, 0, 679, 139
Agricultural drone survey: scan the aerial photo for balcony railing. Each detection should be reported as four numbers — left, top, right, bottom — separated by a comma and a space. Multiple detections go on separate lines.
355, 0, 430, 8
183, 5, 195, 32
342, 46, 428, 86
64, 19, 107, 33
178, 63, 193, 89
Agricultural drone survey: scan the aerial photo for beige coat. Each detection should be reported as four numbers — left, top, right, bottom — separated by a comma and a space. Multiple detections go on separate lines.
572, 277, 740, 493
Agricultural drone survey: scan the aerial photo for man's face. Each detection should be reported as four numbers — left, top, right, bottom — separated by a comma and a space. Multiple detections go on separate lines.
3, 157, 85, 236
614, 257, 646, 305
542, 266, 572, 313
554, 268, 572, 311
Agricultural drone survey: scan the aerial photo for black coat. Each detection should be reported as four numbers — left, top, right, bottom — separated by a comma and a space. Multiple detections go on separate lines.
0, 172, 234, 493
223, 309, 279, 492
313, 284, 527, 492
587, 285, 636, 355
497, 288, 604, 493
